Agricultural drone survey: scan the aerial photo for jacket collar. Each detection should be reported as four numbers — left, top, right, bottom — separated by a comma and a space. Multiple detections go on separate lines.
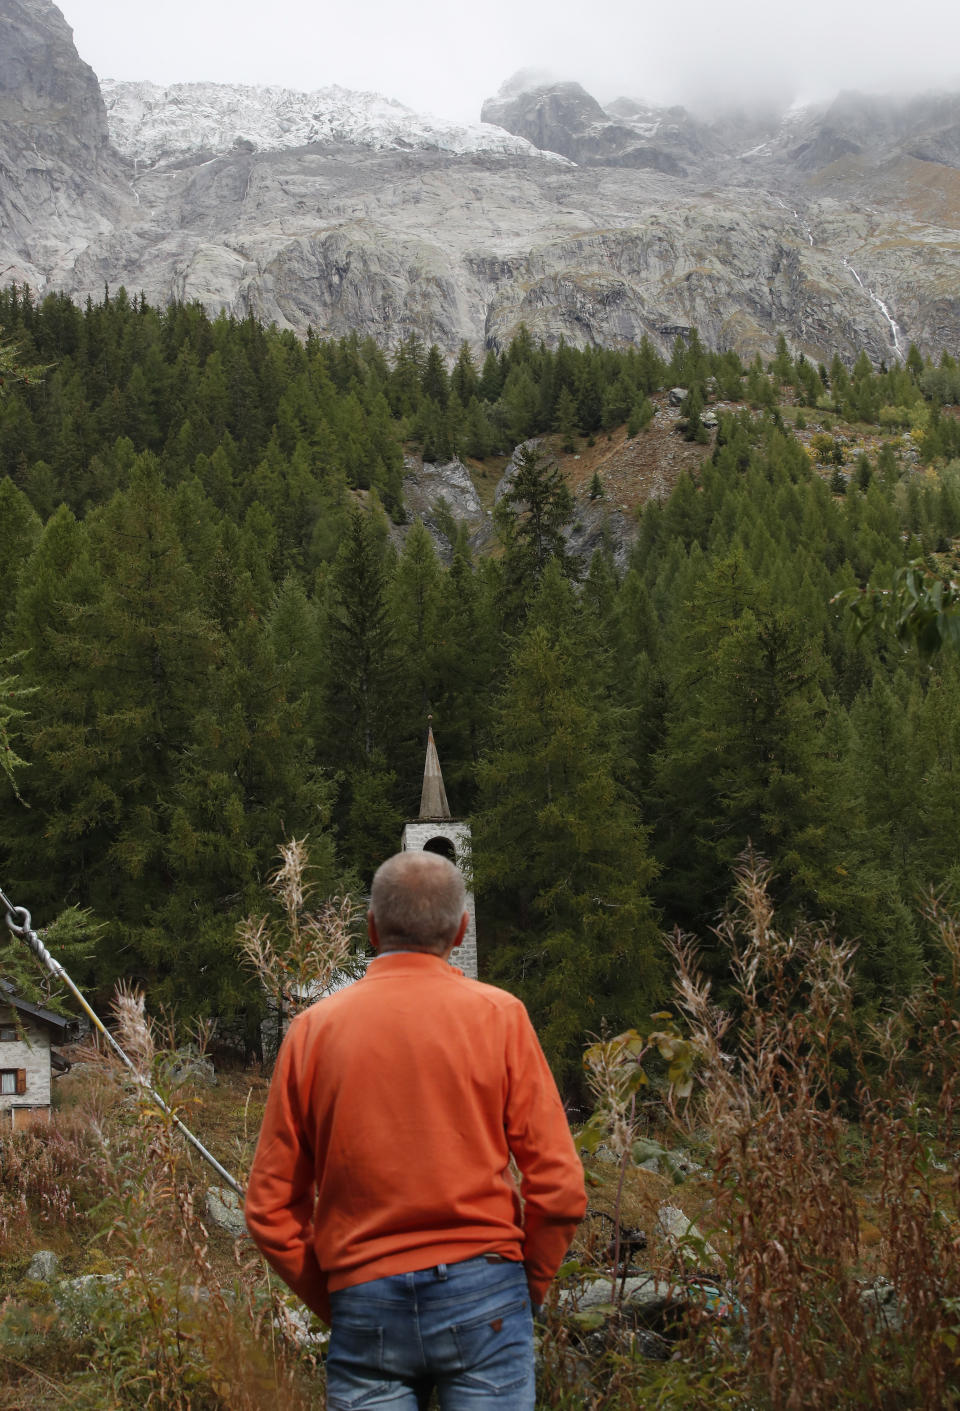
365, 951, 461, 979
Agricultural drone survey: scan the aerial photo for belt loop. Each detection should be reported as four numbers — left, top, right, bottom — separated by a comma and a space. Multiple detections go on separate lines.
435, 1263, 448, 1281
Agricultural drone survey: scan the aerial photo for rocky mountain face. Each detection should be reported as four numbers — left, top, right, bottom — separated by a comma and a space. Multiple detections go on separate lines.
0, 0, 131, 291
1, 0, 960, 366
481, 78, 711, 175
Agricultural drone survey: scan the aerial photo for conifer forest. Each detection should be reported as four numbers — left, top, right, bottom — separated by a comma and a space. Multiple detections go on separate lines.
3, 284, 960, 1087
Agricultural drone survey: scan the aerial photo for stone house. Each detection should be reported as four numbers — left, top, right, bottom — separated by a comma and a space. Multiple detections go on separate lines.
0, 981, 72, 1129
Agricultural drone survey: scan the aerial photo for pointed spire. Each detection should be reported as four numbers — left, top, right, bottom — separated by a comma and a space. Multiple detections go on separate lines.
419, 716, 451, 820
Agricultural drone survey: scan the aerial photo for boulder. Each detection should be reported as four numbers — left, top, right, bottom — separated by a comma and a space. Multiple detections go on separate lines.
25, 1249, 60, 1283
645, 1148, 705, 1181
559, 1269, 741, 1359
170, 1044, 217, 1087
655, 1203, 718, 1265
560, 1272, 676, 1320
282, 1302, 331, 1350
859, 1276, 903, 1332
400, 456, 488, 560
564, 498, 637, 575
206, 1184, 248, 1238
53, 1274, 120, 1333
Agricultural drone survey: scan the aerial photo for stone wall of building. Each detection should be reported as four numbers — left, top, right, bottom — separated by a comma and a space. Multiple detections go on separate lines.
400, 821, 477, 980
0, 1011, 52, 1122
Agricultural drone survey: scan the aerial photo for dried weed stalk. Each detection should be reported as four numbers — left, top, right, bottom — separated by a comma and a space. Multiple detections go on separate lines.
239, 837, 363, 1053
854, 889, 960, 1410
666, 850, 960, 1410
111, 979, 156, 1078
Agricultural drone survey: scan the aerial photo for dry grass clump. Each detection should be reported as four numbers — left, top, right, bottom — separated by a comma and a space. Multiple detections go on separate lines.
2, 837, 365, 1408
0, 989, 317, 1410
670, 854, 870, 1408
547, 851, 960, 1409
0, 1120, 110, 1256
5, 846, 960, 1409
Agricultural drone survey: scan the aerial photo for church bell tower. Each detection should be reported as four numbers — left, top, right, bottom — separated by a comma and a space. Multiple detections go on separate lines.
400, 720, 477, 979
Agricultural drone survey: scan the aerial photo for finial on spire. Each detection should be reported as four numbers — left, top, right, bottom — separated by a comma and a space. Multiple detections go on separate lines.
419, 716, 451, 820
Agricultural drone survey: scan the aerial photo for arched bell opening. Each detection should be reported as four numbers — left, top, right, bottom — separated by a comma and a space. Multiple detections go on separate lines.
423, 836, 456, 864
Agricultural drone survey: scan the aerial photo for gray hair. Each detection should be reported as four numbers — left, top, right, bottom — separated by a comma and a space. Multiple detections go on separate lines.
370, 851, 466, 953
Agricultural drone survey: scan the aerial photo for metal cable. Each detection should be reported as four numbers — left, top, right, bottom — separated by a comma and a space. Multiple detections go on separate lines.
2, 885, 244, 1198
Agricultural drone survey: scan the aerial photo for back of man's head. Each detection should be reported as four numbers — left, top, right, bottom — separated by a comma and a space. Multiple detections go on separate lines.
369, 851, 466, 954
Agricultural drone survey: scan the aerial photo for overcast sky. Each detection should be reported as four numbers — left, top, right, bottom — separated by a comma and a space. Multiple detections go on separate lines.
62, 0, 960, 125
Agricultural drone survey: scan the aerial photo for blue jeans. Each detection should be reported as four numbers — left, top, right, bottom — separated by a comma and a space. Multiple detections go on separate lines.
326, 1255, 535, 1409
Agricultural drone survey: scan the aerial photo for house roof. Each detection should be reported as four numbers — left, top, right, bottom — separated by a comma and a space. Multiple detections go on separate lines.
0, 979, 72, 1031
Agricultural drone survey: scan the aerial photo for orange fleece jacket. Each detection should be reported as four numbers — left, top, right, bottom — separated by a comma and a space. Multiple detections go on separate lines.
244, 952, 586, 1322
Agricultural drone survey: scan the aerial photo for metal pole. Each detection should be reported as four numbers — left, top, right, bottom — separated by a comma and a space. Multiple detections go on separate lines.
1, 887, 245, 1199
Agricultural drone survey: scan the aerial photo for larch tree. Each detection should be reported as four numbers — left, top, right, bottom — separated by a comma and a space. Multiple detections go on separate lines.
473, 564, 663, 1089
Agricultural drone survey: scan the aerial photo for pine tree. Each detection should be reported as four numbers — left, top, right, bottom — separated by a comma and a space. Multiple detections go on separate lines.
464, 396, 495, 459
575, 360, 603, 434
429, 544, 504, 810
681, 386, 709, 443
473, 564, 662, 1087
0, 652, 33, 795
495, 445, 577, 615
648, 552, 847, 944
0, 467, 224, 997
450, 342, 478, 404
389, 520, 444, 795
635, 335, 666, 395
388, 335, 426, 418
601, 375, 633, 431
627, 398, 654, 437
553, 385, 579, 452
421, 345, 449, 409
770, 333, 795, 385
165, 609, 337, 1019
0, 478, 42, 635
323, 505, 398, 768
478, 350, 503, 403
501, 364, 540, 443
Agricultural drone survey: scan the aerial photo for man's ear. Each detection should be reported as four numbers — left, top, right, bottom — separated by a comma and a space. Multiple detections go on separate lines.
367, 912, 380, 954
441, 910, 470, 962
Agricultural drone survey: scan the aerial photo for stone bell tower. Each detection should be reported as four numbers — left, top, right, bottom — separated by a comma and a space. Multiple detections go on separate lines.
400, 720, 477, 979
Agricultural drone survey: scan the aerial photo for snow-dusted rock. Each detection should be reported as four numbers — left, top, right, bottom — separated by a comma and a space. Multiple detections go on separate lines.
101, 80, 571, 169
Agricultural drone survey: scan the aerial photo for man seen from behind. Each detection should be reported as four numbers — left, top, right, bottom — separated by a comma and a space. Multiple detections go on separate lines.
245, 848, 587, 1409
